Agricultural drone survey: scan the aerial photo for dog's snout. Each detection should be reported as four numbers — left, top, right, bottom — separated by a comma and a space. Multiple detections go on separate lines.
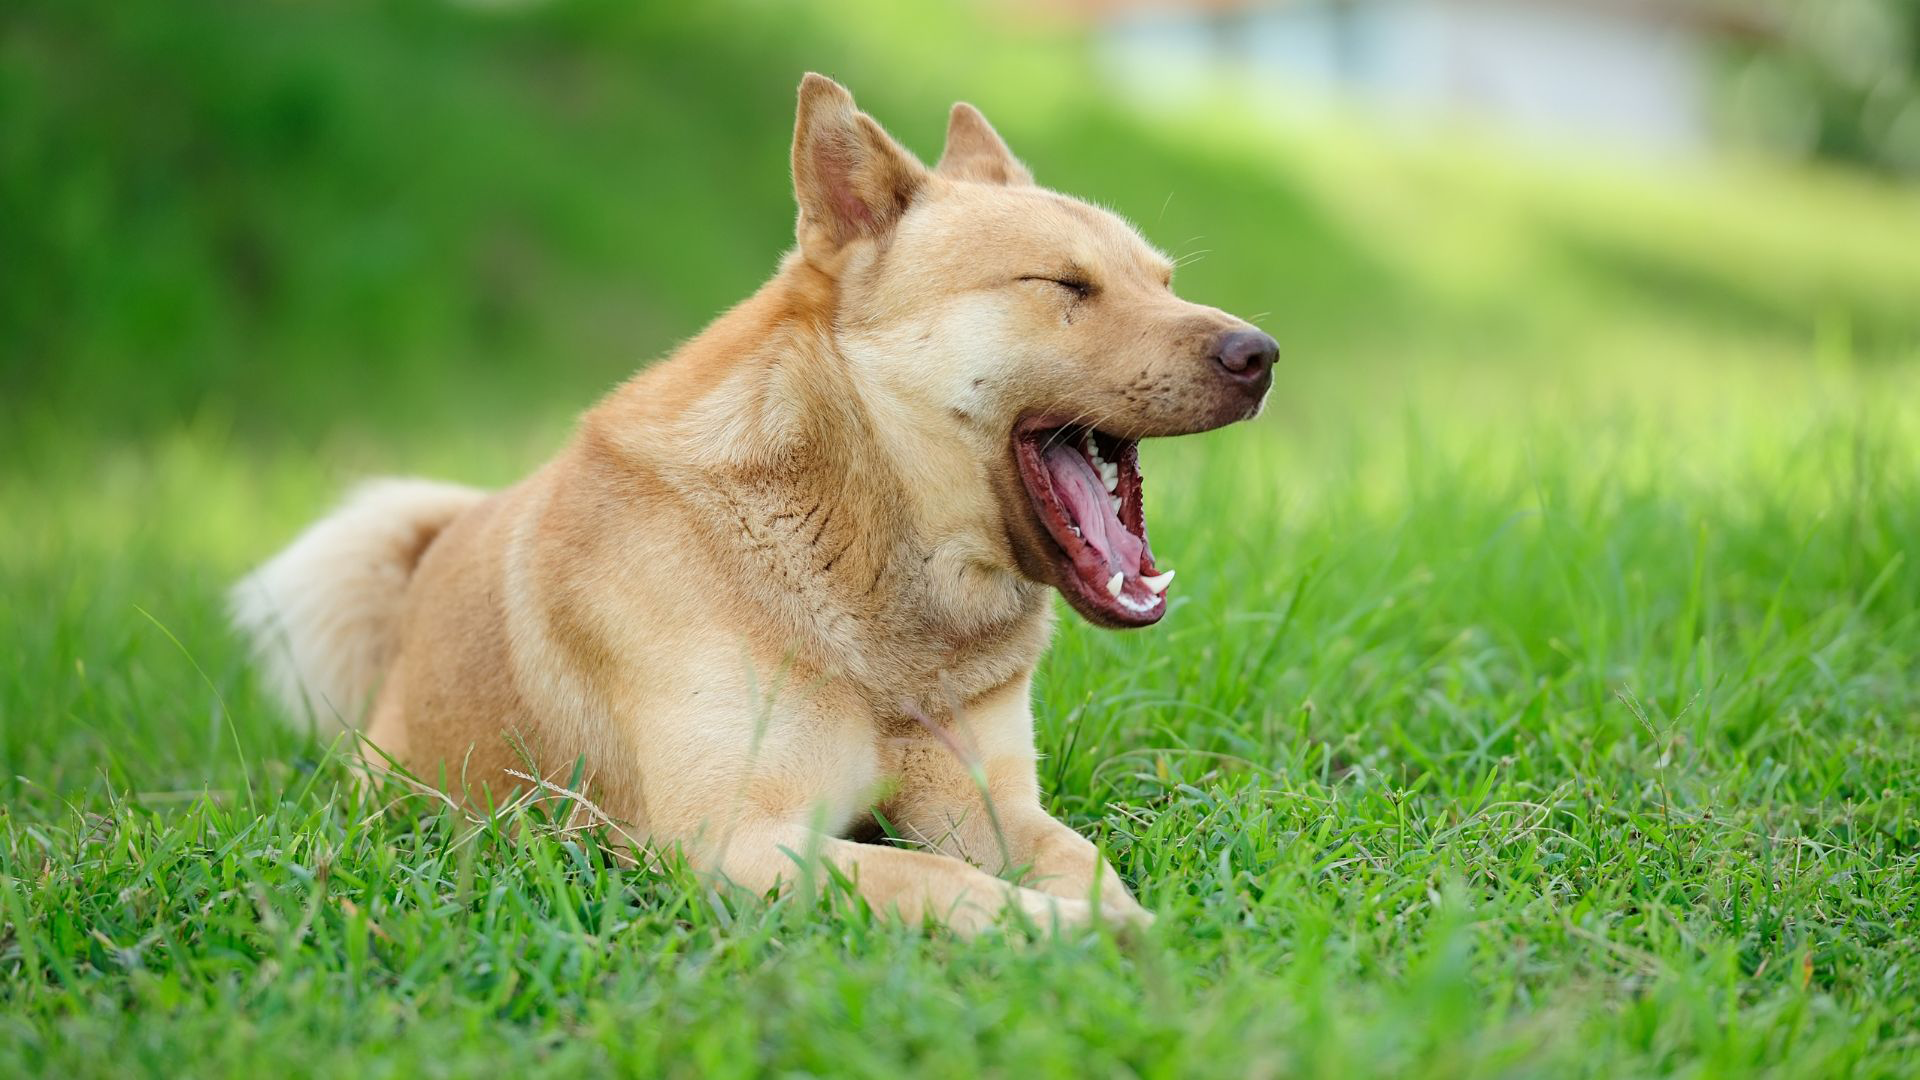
1211, 329, 1278, 383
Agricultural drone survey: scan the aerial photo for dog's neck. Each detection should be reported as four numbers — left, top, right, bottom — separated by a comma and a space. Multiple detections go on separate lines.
584, 255, 1051, 705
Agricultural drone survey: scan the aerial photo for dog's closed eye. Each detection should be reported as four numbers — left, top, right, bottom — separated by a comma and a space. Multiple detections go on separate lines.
1019, 274, 1096, 301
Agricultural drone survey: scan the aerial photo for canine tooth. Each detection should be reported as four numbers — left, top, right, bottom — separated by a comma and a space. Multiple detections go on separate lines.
1105, 572, 1124, 597
1142, 570, 1175, 594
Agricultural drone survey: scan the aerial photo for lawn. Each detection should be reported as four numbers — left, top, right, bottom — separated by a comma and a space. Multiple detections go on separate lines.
3, 1, 1918, 1076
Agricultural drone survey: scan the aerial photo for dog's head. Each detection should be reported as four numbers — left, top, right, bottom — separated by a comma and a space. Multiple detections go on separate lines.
792, 74, 1275, 629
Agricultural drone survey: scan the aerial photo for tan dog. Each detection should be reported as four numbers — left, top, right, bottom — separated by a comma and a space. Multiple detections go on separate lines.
233, 75, 1275, 936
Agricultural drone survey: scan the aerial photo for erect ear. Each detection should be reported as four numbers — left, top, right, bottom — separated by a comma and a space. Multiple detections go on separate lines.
792, 73, 928, 261
935, 102, 1032, 186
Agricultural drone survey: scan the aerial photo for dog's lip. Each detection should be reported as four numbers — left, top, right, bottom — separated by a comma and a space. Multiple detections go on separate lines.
1011, 415, 1167, 629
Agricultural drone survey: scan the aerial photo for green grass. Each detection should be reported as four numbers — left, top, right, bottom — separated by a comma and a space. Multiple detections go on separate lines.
4, 1, 1920, 1076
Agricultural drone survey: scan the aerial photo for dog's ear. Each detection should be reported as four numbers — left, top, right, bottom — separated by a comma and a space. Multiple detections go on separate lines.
936, 103, 1032, 186
792, 73, 928, 262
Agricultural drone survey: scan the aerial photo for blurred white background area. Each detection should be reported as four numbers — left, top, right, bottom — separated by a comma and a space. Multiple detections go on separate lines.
1028, 0, 1920, 172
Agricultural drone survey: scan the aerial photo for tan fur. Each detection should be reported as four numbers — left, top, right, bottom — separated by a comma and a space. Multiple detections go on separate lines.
231, 478, 485, 736
235, 75, 1270, 935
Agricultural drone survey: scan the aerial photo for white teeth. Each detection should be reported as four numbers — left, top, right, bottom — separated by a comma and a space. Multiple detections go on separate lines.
1109, 494, 1122, 513
1142, 570, 1175, 595
1105, 572, 1124, 597
1100, 462, 1120, 493
1117, 593, 1159, 614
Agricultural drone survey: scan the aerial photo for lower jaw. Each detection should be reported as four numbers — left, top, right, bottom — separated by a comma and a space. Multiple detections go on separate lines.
1048, 546, 1166, 628
1059, 582, 1165, 628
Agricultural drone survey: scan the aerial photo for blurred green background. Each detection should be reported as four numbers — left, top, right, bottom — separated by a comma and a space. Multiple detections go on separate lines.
3, 1, 1919, 1074
6, 0, 1917, 449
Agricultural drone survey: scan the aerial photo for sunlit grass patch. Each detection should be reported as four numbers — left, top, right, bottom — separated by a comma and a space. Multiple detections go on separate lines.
5, 345, 1916, 1075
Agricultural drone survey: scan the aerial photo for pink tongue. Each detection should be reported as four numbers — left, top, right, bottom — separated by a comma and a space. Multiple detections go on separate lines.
1042, 443, 1143, 576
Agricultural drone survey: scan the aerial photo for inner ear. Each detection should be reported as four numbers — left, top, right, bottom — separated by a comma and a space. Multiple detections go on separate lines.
792, 73, 929, 259
936, 102, 1032, 187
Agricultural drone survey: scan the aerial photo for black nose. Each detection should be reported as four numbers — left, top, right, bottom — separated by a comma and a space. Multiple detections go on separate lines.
1211, 329, 1278, 382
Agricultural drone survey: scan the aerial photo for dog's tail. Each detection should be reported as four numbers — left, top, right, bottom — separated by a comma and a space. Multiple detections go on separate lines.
230, 478, 486, 736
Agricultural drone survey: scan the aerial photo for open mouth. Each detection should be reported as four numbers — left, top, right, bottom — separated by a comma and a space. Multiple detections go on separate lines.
1013, 418, 1173, 627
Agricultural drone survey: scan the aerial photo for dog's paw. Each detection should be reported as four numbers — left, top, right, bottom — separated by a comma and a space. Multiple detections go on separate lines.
1096, 897, 1156, 942
1020, 892, 1157, 941
944, 891, 1152, 940
1010, 893, 1098, 937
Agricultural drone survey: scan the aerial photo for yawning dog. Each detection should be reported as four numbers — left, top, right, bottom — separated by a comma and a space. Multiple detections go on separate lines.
233, 74, 1276, 935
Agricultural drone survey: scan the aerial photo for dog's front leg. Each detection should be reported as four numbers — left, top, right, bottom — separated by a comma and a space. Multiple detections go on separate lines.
891, 786, 1152, 926
692, 821, 1097, 938
883, 678, 1153, 926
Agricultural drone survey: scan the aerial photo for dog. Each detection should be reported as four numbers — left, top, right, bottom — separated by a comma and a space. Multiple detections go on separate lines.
233, 74, 1276, 936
